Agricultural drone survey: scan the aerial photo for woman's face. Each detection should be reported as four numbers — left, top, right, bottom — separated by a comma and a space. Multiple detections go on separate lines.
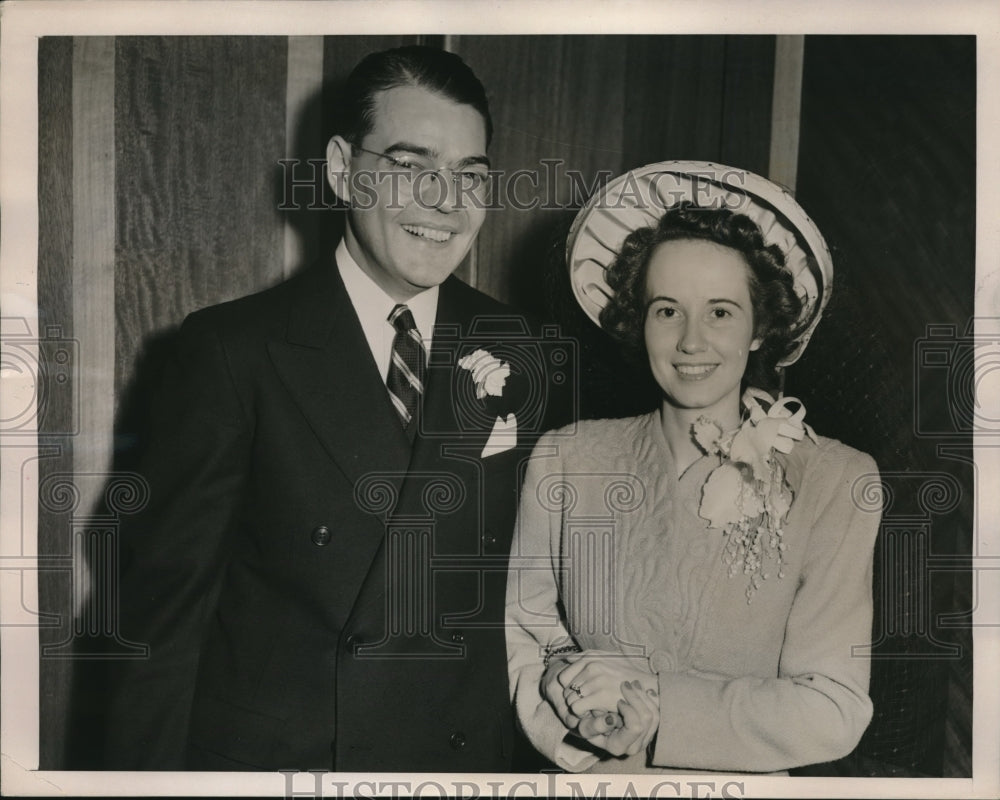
643, 239, 761, 425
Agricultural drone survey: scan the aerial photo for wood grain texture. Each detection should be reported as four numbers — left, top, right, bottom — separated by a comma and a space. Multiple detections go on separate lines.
622, 35, 726, 169
38, 38, 75, 345
72, 35, 116, 487
114, 37, 288, 400
459, 35, 628, 308
36, 36, 75, 771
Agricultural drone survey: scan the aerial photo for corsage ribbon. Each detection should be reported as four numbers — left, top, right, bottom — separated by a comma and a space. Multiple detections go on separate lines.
694, 389, 816, 602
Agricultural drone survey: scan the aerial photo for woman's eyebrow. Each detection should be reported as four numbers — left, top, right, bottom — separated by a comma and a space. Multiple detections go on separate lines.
645, 296, 747, 309
708, 298, 746, 308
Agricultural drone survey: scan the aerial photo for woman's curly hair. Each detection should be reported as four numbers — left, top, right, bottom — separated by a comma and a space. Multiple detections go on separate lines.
598, 201, 805, 391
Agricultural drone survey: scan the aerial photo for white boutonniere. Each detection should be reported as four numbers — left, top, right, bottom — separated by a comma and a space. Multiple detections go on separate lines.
458, 349, 518, 458
458, 349, 510, 400
695, 389, 817, 602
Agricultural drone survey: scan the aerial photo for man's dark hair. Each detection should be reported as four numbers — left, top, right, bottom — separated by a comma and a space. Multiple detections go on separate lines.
599, 201, 804, 392
335, 45, 493, 147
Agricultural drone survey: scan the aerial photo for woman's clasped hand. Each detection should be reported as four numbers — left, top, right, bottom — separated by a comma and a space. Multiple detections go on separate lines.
543, 653, 659, 757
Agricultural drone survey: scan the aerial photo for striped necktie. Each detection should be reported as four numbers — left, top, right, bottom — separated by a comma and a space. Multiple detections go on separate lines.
386, 304, 426, 429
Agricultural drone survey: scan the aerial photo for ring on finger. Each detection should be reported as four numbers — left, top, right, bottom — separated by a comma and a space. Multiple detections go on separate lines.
568, 682, 584, 697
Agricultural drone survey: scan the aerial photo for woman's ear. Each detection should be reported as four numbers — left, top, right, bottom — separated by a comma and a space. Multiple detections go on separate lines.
750, 337, 763, 352
326, 135, 352, 204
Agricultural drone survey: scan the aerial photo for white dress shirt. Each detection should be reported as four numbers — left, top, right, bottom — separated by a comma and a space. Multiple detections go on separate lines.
335, 239, 438, 385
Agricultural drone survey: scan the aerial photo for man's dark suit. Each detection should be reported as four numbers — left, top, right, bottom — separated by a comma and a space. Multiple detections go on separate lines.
105, 255, 572, 771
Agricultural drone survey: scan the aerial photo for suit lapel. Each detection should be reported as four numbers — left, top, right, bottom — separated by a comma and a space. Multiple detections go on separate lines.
343, 278, 495, 649
267, 260, 412, 498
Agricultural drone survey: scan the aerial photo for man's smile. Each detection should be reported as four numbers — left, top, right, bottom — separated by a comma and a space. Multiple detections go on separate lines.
401, 223, 457, 243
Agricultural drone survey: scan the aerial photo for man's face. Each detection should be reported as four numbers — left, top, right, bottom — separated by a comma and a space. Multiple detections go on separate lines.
327, 85, 489, 301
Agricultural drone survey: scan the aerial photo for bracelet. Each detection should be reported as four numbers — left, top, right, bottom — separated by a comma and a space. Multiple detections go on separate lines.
543, 643, 580, 668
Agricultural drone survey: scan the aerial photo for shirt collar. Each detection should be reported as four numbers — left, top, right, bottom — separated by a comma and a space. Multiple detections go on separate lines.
335, 239, 438, 346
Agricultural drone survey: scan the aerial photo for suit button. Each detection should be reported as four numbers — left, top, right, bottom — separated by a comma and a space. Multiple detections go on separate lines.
450, 631, 465, 644
311, 525, 332, 546
449, 731, 467, 750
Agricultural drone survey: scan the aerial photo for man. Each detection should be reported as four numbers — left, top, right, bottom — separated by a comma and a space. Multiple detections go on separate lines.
105, 45, 572, 772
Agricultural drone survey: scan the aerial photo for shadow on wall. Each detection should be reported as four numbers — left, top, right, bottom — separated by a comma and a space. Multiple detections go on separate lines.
278, 78, 346, 278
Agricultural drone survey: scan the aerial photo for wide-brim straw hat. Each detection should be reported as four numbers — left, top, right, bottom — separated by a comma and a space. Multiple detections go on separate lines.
565, 160, 833, 366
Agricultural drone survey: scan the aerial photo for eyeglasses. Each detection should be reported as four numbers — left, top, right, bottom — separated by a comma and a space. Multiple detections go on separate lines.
352, 145, 491, 196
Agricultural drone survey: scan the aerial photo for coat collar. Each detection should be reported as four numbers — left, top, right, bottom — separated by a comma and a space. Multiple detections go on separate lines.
267, 257, 413, 494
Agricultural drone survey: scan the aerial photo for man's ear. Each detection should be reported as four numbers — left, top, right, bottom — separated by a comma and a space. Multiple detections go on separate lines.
326, 135, 352, 204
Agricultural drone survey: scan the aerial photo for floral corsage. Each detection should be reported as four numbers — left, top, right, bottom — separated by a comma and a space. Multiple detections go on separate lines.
458, 348, 510, 400
693, 388, 816, 602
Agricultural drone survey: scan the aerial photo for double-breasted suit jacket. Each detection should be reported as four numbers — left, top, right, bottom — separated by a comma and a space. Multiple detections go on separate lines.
105, 256, 574, 771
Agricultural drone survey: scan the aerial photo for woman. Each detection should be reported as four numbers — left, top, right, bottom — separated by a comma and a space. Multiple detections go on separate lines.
506, 162, 882, 773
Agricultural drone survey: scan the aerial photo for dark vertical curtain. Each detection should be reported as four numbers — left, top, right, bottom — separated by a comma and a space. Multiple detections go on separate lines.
792, 35, 975, 777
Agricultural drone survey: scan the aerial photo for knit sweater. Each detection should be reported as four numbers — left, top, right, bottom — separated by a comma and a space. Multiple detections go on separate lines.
506, 412, 881, 773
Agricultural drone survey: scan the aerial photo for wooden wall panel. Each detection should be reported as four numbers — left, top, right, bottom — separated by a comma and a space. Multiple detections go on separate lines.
622, 35, 726, 168
459, 35, 628, 308
38, 38, 75, 343
622, 35, 774, 175
113, 37, 288, 401
37, 36, 75, 771
72, 36, 117, 510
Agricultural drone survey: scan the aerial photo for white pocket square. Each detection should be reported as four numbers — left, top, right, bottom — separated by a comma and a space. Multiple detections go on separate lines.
481, 413, 517, 458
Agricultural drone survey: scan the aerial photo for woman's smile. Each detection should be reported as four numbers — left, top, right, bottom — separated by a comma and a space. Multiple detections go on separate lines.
673, 362, 720, 379
643, 238, 761, 427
